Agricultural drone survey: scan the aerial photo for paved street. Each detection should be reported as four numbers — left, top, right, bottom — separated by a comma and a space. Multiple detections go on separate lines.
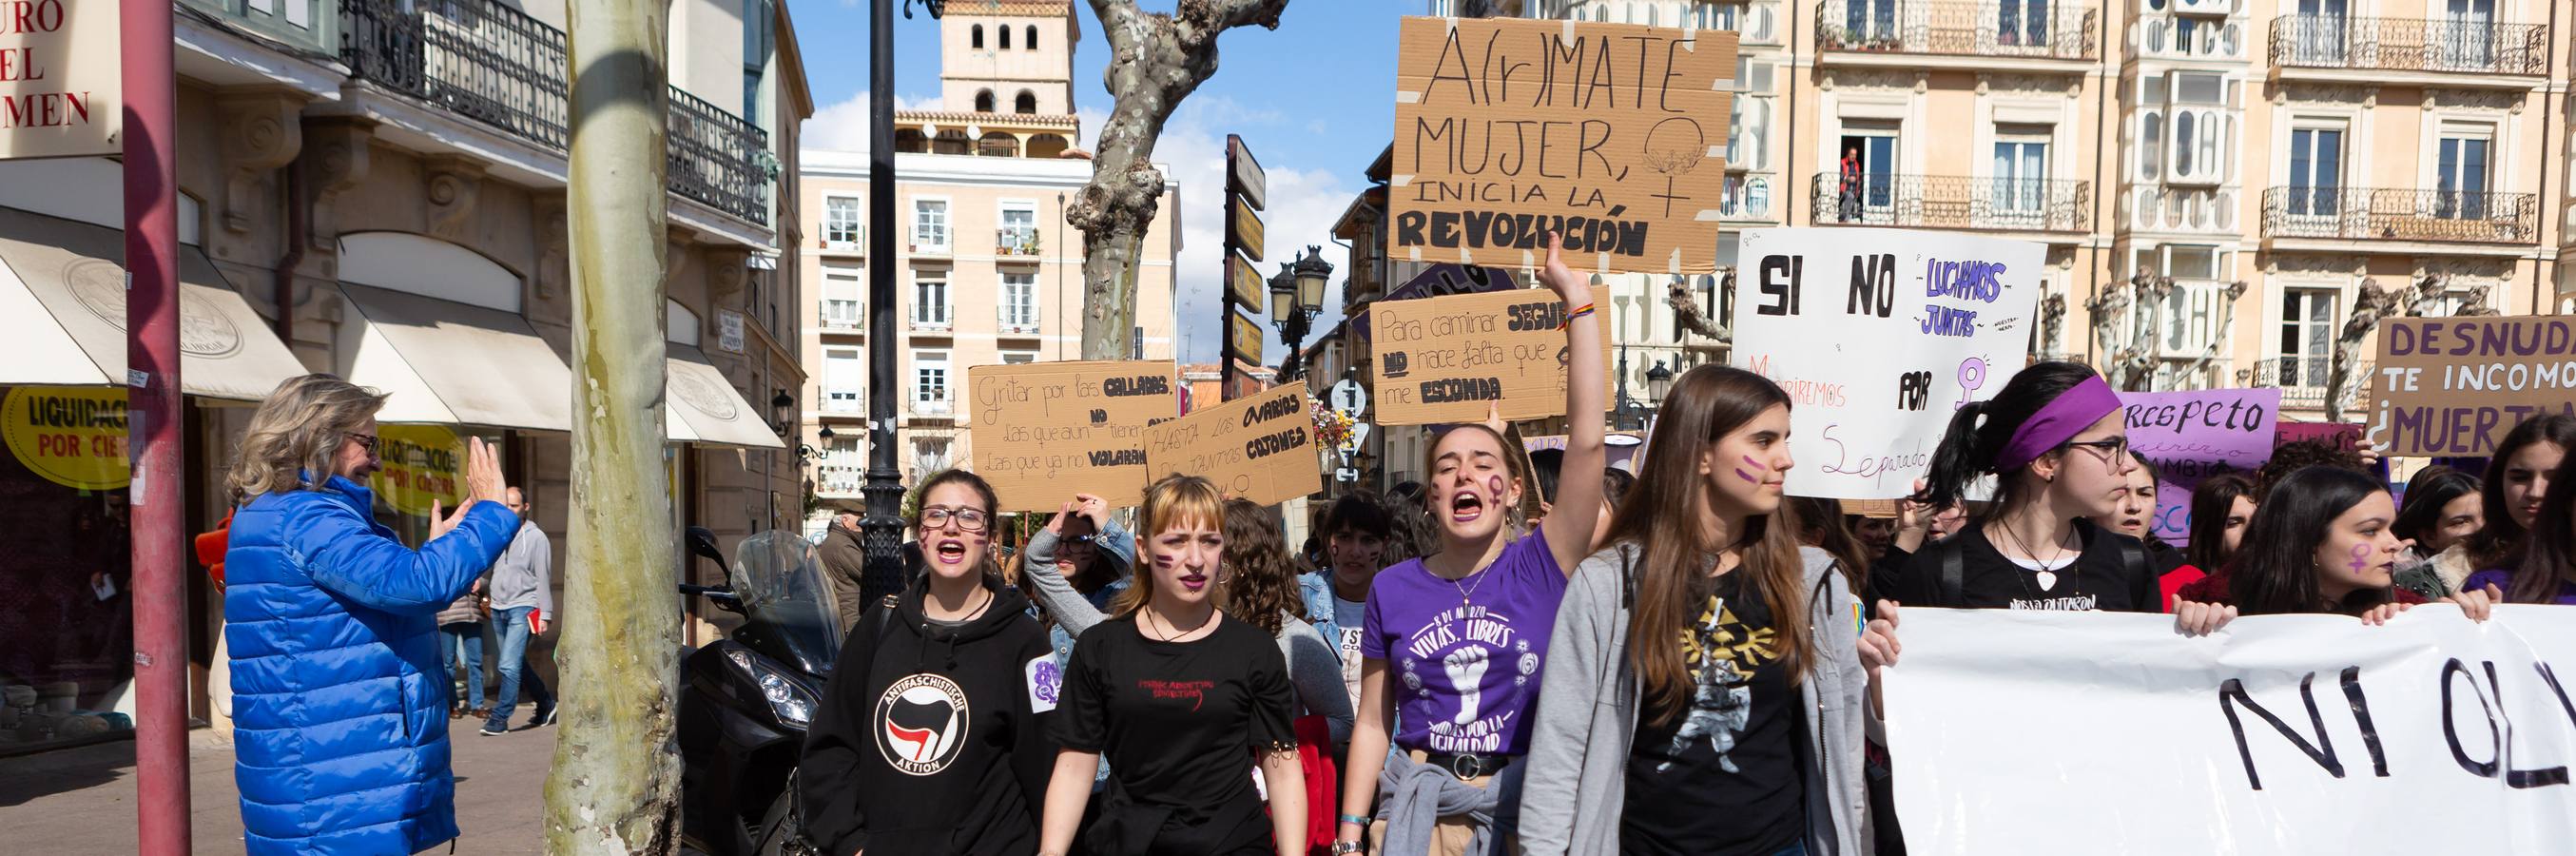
0, 724, 554, 855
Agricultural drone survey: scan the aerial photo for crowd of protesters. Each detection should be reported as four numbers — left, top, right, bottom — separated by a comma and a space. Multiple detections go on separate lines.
209, 231, 2574, 854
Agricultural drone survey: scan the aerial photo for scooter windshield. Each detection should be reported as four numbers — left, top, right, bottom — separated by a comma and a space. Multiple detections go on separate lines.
726, 531, 843, 673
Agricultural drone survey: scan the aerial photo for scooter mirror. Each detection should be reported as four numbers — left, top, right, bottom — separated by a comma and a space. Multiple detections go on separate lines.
685, 526, 725, 564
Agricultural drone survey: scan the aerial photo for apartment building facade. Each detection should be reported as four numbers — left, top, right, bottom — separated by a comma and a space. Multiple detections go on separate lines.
795, 1, 1182, 535
0, 0, 812, 750
1407, 0, 2570, 424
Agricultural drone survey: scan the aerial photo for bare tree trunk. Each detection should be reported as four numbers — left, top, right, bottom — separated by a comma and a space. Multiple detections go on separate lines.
2326, 280, 2404, 423
1071, 0, 1288, 360
548, 0, 679, 852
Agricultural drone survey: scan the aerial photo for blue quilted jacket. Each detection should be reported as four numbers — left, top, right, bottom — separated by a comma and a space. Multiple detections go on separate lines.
224, 475, 520, 855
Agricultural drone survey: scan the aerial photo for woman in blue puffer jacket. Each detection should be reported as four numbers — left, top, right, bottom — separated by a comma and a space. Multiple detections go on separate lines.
223, 375, 521, 855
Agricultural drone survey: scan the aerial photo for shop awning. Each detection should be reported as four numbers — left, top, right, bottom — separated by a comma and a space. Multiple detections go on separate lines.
666, 345, 784, 449
335, 282, 572, 432
0, 207, 307, 401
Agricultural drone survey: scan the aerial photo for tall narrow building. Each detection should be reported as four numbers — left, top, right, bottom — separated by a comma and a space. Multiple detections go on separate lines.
796, 1, 1183, 535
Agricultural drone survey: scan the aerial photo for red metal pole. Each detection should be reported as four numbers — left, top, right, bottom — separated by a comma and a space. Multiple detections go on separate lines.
122, 0, 190, 851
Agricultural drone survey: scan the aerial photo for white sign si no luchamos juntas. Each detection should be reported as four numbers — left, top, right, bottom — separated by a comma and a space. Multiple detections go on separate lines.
1885, 608, 2576, 855
1728, 228, 2043, 500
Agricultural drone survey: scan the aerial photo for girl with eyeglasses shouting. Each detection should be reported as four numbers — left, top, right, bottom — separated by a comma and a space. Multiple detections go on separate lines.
800, 469, 1062, 856
1898, 362, 2184, 622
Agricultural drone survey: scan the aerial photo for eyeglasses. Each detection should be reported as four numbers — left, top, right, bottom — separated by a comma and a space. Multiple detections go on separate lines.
346, 433, 378, 454
920, 506, 990, 533
2064, 438, 2130, 462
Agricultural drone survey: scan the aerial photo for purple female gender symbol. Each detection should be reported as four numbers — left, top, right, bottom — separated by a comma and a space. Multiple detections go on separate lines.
1955, 357, 1990, 410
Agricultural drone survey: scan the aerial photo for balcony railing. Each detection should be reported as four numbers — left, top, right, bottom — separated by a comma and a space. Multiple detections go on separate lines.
2260, 187, 2538, 244
184, 0, 337, 54
341, 0, 772, 226
815, 465, 863, 496
669, 87, 772, 225
2247, 359, 2370, 412
1817, 1, 2098, 60
1811, 173, 2091, 232
2134, 13, 2246, 61
997, 227, 1041, 257
342, 0, 569, 149
2268, 15, 2548, 76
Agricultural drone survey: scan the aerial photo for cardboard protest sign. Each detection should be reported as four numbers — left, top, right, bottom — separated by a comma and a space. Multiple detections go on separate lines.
966, 360, 1179, 512
2371, 316, 2576, 457
1143, 382, 1319, 507
1367, 284, 1613, 425
1729, 228, 2044, 499
1390, 16, 1736, 274
2276, 420, 2362, 453
2119, 389, 2280, 544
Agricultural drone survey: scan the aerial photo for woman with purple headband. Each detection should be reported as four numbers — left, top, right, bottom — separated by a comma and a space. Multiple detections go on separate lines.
1893, 362, 2230, 631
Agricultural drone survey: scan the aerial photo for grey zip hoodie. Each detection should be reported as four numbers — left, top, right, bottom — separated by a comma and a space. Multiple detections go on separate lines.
1517, 543, 1878, 856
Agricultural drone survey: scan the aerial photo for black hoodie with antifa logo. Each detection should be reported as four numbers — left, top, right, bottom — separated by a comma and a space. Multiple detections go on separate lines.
800, 574, 1061, 856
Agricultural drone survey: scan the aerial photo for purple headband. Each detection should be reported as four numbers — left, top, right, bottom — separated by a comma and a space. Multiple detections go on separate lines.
1993, 375, 2121, 471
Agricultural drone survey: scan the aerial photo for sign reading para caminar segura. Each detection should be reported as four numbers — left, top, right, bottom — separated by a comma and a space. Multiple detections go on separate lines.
1, 0, 122, 160
1391, 16, 1735, 274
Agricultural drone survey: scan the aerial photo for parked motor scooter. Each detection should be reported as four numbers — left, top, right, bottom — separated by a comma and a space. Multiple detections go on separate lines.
675, 527, 841, 856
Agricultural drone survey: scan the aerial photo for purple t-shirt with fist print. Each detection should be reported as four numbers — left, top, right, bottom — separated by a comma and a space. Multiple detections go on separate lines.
1361, 528, 1570, 755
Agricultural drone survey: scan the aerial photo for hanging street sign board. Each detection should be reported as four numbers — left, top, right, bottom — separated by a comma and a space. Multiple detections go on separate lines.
1230, 197, 1266, 264
1230, 133, 1268, 211
0, 0, 122, 160
1389, 16, 1735, 274
1231, 312, 1265, 367
1229, 255, 1266, 312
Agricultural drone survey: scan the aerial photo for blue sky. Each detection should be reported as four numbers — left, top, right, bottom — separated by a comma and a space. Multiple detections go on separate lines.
795, 0, 1410, 364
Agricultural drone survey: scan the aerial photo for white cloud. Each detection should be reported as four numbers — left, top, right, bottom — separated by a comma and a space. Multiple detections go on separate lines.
1147, 95, 1357, 367
803, 91, 947, 152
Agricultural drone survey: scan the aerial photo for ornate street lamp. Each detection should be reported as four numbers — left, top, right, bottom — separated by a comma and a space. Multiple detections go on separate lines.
1272, 245, 1334, 381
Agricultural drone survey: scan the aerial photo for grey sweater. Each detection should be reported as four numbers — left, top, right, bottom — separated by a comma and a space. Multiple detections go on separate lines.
1023, 527, 1356, 745
487, 522, 553, 614
1517, 543, 1877, 856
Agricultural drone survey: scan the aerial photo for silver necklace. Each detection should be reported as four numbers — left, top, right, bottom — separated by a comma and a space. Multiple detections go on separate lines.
1436, 556, 1497, 607
1148, 606, 1213, 642
1995, 521, 2078, 593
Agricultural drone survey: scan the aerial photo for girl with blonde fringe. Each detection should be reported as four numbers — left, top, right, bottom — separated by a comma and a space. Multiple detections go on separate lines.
1037, 475, 1307, 856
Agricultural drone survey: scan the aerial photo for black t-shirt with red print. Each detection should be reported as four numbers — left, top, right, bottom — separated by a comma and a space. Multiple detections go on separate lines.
1054, 613, 1298, 856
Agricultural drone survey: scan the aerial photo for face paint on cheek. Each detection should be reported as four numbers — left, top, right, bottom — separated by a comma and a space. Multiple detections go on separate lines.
1486, 475, 1504, 499
1733, 455, 1764, 485
2347, 542, 2372, 573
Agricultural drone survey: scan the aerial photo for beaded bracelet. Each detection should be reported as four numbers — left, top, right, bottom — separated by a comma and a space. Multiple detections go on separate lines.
1559, 302, 1598, 330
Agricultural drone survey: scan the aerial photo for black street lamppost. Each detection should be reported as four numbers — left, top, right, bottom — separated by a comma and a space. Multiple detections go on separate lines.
1642, 359, 1675, 423
1270, 245, 1334, 382
861, 0, 946, 603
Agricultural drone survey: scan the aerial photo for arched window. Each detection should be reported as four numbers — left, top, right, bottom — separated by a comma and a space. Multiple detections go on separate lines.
971, 25, 984, 49
1026, 26, 1038, 49
1027, 133, 1071, 159
978, 132, 1019, 157
999, 25, 1011, 49
1015, 90, 1037, 114
893, 128, 929, 153
975, 89, 996, 112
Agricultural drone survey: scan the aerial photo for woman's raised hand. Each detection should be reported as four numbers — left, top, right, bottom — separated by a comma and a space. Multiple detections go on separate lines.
464, 437, 509, 507
1540, 231, 1584, 304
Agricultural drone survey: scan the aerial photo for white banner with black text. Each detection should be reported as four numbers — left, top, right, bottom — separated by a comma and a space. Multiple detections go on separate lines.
1883, 608, 2576, 855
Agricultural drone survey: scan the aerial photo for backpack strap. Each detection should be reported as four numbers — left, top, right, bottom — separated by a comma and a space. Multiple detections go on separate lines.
1937, 537, 1966, 608
874, 593, 901, 651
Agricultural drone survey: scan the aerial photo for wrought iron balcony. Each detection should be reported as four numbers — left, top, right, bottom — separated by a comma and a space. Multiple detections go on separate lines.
669, 87, 773, 225
2246, 359, 2370, 412
2260, 187, 2538, 244
341, 0, 773, 226
1816, 1, 2098, 60
2268, 15, 2548, 76
1811, 173, 2091, 232
183, 0, 337, 54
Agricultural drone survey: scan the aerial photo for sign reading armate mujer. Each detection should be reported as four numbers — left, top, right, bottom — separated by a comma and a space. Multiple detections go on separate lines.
1390, 15, 1735, 275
